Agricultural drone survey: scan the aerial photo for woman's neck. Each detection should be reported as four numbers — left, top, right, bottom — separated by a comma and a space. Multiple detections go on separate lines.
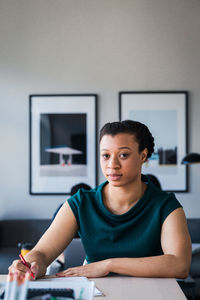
103, 179, 147, 215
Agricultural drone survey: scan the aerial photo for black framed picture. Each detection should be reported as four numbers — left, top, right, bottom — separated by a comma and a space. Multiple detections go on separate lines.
119, 91, 188, 192
29, 94, 97, 195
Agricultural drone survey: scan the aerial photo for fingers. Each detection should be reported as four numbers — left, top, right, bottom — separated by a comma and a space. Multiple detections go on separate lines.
56, 267, 79, 277
8, 260, 38, 280
8, 260, 28, 274
30, 262, 38, 279
56, 261, 110, 278
56, 266, 88, 277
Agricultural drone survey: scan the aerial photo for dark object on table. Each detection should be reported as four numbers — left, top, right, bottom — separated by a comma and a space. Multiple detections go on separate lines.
28, 288, 74, 299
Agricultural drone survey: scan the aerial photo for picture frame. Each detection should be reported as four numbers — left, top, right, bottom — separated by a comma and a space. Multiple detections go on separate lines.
119, 91, 188, 192
29, 94, 97, 195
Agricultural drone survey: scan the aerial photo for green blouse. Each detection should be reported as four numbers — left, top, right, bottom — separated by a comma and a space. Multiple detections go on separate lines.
67, 175, 182, 263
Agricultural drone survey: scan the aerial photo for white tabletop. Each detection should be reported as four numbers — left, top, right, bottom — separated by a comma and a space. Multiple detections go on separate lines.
92, 276, 187, 300
0, 274, 186, 300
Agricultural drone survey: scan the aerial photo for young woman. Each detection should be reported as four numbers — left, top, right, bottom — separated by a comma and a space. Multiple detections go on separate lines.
9, 120, 191, 279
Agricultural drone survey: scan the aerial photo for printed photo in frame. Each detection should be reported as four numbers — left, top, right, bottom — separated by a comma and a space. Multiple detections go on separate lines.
29, 94, 97, 195
119, 91, 188, 192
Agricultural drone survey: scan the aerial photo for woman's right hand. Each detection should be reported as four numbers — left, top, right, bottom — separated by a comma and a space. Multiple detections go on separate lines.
8, 259, 39, 280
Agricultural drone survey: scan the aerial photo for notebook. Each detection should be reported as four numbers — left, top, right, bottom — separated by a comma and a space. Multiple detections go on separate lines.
0, 277, 99, 300
28, 277, 95, 300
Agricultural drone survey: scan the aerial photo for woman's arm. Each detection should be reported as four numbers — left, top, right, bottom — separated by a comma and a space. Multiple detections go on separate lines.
57, 207, 192, 278
9, 202, 78, 278
109, 207, 192, 278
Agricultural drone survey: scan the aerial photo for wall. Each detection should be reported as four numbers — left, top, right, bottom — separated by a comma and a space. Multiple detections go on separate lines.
0, 0, 200, 219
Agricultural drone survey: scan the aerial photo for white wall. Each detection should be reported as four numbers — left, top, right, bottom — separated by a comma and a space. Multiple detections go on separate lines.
0, 0, 200, 219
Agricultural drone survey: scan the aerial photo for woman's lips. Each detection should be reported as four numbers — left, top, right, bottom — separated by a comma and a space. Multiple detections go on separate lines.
107, 174, 122, 181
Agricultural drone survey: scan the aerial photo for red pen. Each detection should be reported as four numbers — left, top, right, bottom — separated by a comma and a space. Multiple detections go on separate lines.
19, 254, 35, 279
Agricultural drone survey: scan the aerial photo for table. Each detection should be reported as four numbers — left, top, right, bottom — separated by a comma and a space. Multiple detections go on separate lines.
0, 274, 186, 300
93, 275, 187, 300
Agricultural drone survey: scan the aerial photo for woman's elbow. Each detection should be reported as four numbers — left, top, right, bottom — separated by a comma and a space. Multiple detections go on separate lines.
175, 261, 191, 279
176, 269, 189, 279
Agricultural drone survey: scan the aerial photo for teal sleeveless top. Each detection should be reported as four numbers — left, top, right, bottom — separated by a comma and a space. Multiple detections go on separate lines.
67, 175, 182, 263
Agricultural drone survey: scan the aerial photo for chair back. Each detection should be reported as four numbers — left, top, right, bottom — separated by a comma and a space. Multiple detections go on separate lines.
63, 238, 86, 268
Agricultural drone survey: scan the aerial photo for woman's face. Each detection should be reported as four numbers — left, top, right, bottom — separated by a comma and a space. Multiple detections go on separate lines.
100, 133, 147, 187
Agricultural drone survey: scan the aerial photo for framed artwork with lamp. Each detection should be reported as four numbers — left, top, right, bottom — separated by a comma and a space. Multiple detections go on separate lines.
29, 94, 97, 195
119, 91, 188, 192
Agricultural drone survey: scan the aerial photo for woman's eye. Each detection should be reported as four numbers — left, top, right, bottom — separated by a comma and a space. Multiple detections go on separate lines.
102, 154, 110, 159
120, 153, 129, 159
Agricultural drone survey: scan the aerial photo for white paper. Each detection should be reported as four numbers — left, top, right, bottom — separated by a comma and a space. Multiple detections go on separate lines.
28, 276, 102, 299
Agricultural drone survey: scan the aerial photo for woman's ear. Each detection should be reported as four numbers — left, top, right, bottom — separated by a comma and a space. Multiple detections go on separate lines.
141, 148, 148, 163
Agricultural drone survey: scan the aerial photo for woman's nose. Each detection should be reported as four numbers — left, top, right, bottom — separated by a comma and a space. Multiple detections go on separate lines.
107, 156, 120, 168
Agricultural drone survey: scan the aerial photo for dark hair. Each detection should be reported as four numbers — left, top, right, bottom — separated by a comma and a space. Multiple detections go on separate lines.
99, 120, 154, 160
146, 174, 162, 190
70, 182, 92, 195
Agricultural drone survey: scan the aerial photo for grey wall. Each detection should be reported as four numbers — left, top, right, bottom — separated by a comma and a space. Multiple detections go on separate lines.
0, 0, 200, 219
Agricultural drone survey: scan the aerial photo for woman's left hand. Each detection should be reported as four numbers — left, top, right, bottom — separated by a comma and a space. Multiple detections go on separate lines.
56, 259, 111, 278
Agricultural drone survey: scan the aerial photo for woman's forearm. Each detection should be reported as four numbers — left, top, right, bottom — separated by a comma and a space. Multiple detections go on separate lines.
108, 254, 189, 279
